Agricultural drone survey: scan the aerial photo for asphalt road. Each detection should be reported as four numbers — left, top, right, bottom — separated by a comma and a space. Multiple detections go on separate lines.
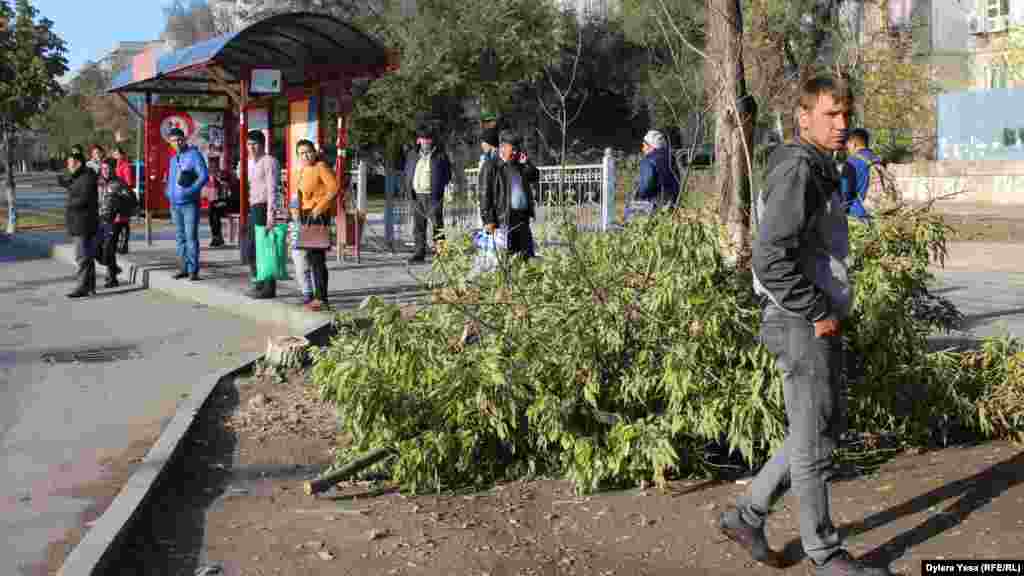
0, 240, 287, 574
1, 172, 67, 212
931, 269, 1024, 340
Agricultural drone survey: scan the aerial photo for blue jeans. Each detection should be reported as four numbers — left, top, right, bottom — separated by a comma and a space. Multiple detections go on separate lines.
738, 304, 843, 564
171, 202, 200, 274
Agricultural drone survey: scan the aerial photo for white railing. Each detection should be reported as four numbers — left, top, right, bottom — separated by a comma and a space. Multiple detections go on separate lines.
346, 148, 617, 253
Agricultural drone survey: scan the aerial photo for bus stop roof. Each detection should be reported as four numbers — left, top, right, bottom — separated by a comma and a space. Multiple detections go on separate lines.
109, 12, 392, 95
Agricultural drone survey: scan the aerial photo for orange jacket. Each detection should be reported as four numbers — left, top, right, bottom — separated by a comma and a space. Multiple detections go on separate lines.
296, 161, 339, 215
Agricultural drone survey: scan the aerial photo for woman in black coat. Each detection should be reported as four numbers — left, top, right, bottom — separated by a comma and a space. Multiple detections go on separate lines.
63, 150, 99, 298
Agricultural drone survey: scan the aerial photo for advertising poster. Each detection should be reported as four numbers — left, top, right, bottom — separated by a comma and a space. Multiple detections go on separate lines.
148, 107, 226, 210
288, 96, 319, 198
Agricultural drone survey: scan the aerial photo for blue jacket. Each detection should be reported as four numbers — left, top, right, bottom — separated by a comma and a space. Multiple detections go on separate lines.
166, 146, 210, 206
841, 148, 880, 220
636, 147, 680, 206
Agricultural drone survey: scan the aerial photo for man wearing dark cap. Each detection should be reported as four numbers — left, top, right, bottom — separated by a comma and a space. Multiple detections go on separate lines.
63, 149, 99, 298
403, 124, 451, 263
480, 129, 538, 258
477, 126, 500, 216
165, 127, 209, 281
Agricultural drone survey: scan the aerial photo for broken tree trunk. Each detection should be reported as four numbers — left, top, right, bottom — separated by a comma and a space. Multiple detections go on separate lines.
265, 335, 310, 370
304, 447, 397, 496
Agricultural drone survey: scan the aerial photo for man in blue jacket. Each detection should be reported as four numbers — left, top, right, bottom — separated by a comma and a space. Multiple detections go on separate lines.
636, 129, 680, 208
840, 128, 881, 220
165, 128, 209, 281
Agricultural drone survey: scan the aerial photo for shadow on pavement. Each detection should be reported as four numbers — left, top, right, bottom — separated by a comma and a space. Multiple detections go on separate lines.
0, 234, 54, 264
776, 451, 1024, 569
961, 307, 1024, 330
104, 377, 240, 575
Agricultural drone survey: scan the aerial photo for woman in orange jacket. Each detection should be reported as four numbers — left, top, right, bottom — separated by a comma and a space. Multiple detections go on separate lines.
291, 139, 338, 311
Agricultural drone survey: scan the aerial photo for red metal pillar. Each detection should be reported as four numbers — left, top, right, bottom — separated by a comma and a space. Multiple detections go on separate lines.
144, 92, 153, 246
239, 77, 250, 263
335, 83, 352, 262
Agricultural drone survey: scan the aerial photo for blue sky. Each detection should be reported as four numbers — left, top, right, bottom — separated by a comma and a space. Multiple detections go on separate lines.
32, 0, 167, 77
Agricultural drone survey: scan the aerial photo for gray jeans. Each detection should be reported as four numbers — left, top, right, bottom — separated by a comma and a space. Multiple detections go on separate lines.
738, 304, 843, 564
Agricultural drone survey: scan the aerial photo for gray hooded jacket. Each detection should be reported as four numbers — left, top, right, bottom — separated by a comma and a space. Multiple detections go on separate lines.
752, 138, 852, 322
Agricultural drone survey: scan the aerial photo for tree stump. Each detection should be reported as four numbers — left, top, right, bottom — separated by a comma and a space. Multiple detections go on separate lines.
265, 335, 310, 370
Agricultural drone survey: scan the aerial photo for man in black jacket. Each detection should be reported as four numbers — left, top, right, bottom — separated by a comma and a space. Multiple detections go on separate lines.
404, 124, 451, 263
719, 76, 889, 576
63, 149, 99, 298
480, 129, 538, 258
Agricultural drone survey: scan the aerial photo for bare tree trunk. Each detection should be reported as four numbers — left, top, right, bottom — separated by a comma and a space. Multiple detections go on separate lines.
3, 128, 16, 235
707, 0, 754, 266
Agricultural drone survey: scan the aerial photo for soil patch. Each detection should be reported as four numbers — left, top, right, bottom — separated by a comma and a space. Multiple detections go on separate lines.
171, 371, 1024, 576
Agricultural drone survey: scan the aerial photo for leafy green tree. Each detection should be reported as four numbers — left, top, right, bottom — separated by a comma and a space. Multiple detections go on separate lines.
0, 0, 67, 234
349, 0, 560, 151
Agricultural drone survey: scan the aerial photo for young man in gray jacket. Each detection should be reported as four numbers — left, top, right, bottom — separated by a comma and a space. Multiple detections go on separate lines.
719, 76, 890, 576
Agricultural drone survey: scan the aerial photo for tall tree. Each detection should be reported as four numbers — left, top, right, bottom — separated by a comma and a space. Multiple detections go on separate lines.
707, 0, 755, 263
0, 0, 67, 234
162, 0, 219, 49
620, 0, 753, 261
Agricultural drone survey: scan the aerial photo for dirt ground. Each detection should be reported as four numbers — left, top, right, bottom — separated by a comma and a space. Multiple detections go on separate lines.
173, 370, 1024, 576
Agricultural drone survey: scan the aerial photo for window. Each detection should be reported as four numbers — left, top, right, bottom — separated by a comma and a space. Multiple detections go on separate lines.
1003, 127, 1017, 147
989, 62, 1009, 88
987, 0, 1009, 19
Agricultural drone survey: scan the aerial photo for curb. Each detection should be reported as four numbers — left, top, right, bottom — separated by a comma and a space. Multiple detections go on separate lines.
51, 243, 330, 336
41, 239, 339, 575
55, 316, 336, 576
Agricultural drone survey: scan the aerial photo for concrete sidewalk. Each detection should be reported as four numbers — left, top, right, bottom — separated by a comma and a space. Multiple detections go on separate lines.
42, 231, 433, 335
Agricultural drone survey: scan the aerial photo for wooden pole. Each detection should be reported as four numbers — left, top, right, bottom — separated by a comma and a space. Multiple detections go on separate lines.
239, 76, 250, 264
144, 92, 153, 246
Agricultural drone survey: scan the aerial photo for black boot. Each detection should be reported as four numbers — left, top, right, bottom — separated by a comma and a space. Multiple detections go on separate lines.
172, 270, 189, 279
104, 277, 119, 289
408, 251, 426, 264
246, 280, 275, 299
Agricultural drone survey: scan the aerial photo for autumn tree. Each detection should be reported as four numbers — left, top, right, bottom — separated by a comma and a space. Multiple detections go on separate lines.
162, 0, 219, 49
0, 0, 67, 234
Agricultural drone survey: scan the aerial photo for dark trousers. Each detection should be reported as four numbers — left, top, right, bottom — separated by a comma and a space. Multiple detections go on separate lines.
209, 204, 225, 241
73, 234, 96, 292
506, 210, 534, 258
307, 249, 329, 302
99, 222, 119, 278
737, 304, 843, 564
112, 221, 130, 253
412, 194, 443, 255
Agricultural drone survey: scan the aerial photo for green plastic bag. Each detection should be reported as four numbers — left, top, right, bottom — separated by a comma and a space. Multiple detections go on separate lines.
255, 223, 289, 282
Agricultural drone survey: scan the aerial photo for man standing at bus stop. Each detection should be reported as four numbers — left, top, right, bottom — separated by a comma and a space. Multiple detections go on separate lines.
165, 128, 209, 281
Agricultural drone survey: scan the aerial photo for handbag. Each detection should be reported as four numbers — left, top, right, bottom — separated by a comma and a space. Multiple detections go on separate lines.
296, 214, 332, 250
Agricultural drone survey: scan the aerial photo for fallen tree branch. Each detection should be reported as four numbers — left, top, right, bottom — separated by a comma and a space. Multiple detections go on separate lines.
304, 446, 398, 496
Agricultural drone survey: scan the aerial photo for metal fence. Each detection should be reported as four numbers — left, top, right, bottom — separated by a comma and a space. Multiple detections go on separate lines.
356, 148, 617, 253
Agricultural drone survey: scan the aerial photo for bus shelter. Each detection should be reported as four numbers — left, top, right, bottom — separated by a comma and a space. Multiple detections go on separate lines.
108, 12, 397, 262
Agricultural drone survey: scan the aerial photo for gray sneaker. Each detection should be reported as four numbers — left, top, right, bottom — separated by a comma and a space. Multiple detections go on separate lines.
810, 550, 891, 576
719, 505, 771, 562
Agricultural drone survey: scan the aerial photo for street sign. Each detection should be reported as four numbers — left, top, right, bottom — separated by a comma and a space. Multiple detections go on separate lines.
251, 69, 282, 94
